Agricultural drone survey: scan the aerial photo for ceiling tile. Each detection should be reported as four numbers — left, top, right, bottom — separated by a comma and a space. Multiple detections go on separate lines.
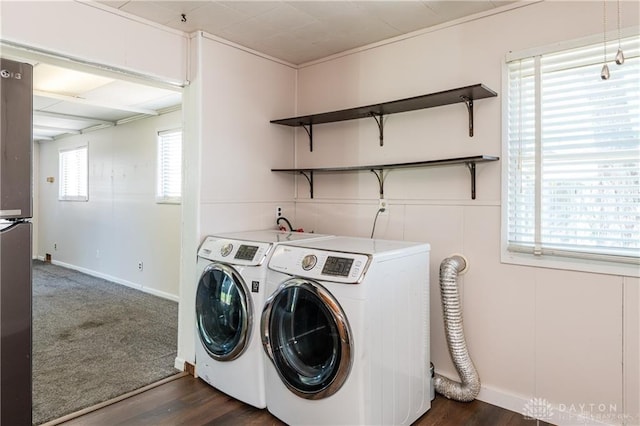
33, 63, 113, 96
423, 1, 498, 21
95, 0, 129, 8
164, 2, 250, 34
219, 1, 281, 17
148, 1, 209, 14
33, 96, 63, 111
354, 1, 440, 33
252, 3, 318, 31
83, 80, 178, 106
41, 102, 134, 122
33, 115, 99, 130
118, 1, 177, 25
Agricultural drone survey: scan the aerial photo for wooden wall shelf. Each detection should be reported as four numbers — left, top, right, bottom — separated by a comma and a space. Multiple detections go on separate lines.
272, 155, 499, 200
271, 84, 497, 151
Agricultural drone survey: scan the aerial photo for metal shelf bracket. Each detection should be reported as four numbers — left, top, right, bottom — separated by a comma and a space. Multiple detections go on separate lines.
300, 123, 313, 152
370, 112, 384, 146
466, 162, 477, 199
370, 168, 385, 198
299, 170, 314, 198
460, 96, 474, 137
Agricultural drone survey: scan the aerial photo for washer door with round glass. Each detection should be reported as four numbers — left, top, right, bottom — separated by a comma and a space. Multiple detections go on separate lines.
261, 278, 353, 400
196, 263, 252, 361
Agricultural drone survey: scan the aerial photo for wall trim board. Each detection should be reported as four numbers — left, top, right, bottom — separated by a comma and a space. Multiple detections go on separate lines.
476, 383, 530, 419
197, 31, 297, 70
174, 357, 187, 373
476, 383, 616, 426
37, 256, 179, 302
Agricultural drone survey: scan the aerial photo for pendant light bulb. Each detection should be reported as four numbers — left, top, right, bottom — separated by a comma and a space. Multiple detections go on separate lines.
601, 63, 610, 80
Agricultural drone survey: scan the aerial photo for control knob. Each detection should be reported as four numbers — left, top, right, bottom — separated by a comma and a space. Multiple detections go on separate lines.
301, 254, 317, 271
220, 243, 233, 257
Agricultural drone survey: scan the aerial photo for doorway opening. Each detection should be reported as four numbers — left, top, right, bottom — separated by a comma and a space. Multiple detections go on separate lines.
2, 43, 184, 425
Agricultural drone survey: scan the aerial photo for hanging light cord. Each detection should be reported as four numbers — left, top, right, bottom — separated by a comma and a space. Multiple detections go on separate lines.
603, 0, 607, 63
617, 0, 621, 48
616, 0, 625, 65
601, 0, 610, 80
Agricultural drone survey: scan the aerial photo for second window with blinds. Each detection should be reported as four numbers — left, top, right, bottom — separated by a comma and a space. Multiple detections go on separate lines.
59, 145, 88, 202
156, 129, 183, 204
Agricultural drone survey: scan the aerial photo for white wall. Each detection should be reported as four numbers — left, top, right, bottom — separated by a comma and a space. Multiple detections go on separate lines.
176, 32, 297, 368
38, 110, 182, 300
0, 1, 187, 84
292, 2, 639, 425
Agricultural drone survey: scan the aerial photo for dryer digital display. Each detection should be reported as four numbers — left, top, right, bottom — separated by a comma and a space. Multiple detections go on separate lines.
322, 256, 354, 277
235, 245, 259, 261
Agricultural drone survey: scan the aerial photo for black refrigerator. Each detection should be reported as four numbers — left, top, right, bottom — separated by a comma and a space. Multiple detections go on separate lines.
0, 58, 33, 425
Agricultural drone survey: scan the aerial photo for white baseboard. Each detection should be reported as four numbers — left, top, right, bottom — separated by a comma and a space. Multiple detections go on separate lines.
429, 371, 618, 426
174, 357, 186, 372
39, 257, 179, 302
477, 384, 617, 426
477, 384, 530, 416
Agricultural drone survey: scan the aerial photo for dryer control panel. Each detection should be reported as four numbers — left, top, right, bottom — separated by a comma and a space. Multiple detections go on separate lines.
268, 245, 371, 284
198, 236, 272, 266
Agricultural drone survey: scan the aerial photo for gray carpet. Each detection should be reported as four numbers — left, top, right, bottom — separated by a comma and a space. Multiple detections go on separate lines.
32, 261, 179, 425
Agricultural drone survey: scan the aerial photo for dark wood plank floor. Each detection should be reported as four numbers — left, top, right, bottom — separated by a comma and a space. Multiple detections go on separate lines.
62, 375, 550, 425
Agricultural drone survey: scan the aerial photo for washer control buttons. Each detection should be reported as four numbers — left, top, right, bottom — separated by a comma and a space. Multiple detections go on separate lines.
220, 243, 233, 257
301, 254, 317, 271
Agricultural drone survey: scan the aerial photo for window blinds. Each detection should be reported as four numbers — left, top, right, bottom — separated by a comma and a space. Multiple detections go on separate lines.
59, 146, 88, 201
506, 35, 640, 263
157, 129, 182, 203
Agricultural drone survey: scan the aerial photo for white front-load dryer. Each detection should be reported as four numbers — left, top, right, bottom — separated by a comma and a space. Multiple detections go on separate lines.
261, 236, 431, 425
195, 229, 332, 409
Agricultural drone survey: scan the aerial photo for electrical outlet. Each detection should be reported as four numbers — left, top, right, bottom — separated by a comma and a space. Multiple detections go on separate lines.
54, 243, 57, 251
138, 261, 143, 271
378, 199, 389, 215
96, 249, 100, 259
276, 206, 282, 221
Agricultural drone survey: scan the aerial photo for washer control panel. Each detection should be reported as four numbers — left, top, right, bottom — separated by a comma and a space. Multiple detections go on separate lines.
198, 236, 271, 266
269, 245, 370, 284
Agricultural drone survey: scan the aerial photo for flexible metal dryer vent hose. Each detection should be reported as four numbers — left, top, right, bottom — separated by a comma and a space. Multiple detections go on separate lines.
434, 255, 480, 402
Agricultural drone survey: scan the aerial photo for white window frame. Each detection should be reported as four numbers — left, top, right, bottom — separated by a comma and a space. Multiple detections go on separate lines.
58, 144, 88, 202
501, 30, 640, 278
156, 128, 182, 204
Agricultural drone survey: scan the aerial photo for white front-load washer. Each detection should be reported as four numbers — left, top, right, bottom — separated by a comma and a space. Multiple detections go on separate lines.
195, 229, 332, 409
261, 236, 431, 425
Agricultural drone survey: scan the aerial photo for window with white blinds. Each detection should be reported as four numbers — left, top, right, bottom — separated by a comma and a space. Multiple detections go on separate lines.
505, 35, 639, 268
59, 145, 88, 201
156, 129, 182, 203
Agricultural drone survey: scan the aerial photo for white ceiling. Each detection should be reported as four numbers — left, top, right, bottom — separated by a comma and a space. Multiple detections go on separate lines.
98, 1, 515, 65
23, 1, 516, 143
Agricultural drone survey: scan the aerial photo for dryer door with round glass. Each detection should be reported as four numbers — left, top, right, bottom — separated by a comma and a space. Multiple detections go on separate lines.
261, 278, 353, 400
196, 263, 252, 361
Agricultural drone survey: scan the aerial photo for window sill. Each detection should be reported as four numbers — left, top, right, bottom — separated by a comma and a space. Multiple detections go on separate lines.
501, 250, 640, 278
156, 198, 181, 205
58, 198, 88, 202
